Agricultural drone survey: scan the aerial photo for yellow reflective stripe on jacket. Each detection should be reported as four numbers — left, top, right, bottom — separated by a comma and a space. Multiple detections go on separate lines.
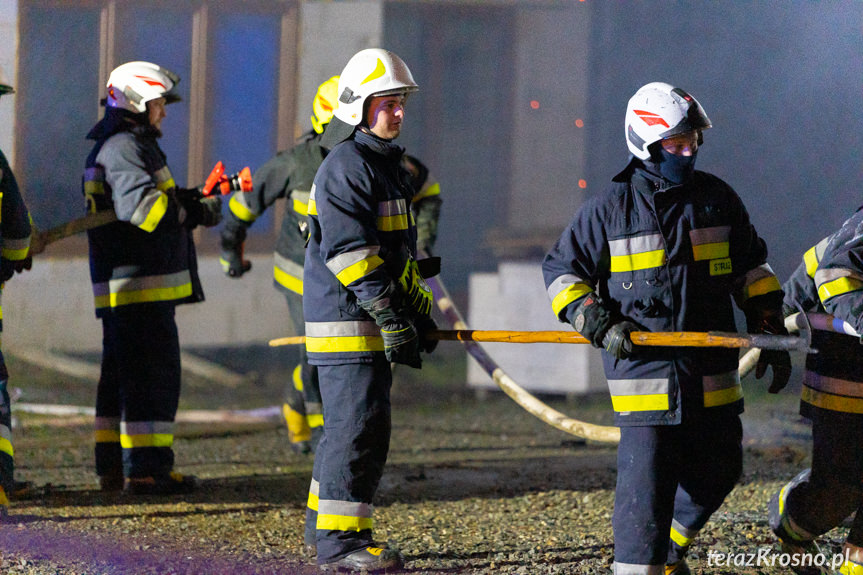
120, 421, 174, 448
738, 263, 781, 301
803, 237, 830, 278
304, 321, 384, 353
802, 371, 863, 414
274, 254, 304, 295
92, 270, 193, 310
815, 268, 863, 303
607, 378, 670, 413
130, 189, 169, 232
0, 424, 12, 457
316, 499, 374, 532
412, 180, 441, 202
547, 274, 593, 317
1, 236, 30, 260
153, 166, 175, 193
703, 370, 743, 407
377, 198, 410, 232
292, 190, 311, 216
609, 233, 667, 272
326, 246, 384, 287
229, 193, 257, 223
689, 226, 730, 261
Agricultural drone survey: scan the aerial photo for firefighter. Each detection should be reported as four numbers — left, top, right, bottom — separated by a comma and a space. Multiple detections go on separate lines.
219, 77, 442, 455
301, 48, 437, 572
0, 77, 33, 516
84, 61, 222, 495
768, 206, 863, 574
542, 82, 791, 575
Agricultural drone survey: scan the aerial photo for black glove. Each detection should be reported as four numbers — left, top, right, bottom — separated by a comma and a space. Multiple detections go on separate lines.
359, 286, 422, 368
570, 294, 615, 348
602, 320, 640, 360
414, 314, 439, 354
380, 317, 422, 368
179, 195, 223, 229
0, 255, 31, 283
220, 245, 252, 278
745, 295, 792, 393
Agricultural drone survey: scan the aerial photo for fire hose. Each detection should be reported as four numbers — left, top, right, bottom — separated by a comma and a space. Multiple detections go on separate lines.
268, 274, 813, 445
29, 161, 252, 255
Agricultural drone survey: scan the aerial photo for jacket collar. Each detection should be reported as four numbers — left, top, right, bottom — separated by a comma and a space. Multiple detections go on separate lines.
354, 128, 404, 160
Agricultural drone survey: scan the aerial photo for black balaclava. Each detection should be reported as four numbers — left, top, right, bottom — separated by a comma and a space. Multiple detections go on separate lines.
644, 146, 698, 185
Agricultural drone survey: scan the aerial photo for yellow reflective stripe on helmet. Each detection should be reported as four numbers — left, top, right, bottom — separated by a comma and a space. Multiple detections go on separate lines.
362, 58, 387, 85
609, 234, 667, 272
229, 193, 257, 223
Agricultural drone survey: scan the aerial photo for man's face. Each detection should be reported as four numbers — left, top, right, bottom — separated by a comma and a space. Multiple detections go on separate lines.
147, 97, 167, 132
365, 94, 406, 140
660, 130, 700, 157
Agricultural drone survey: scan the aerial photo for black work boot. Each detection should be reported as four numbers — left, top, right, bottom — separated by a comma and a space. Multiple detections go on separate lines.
124, 471, 196, 496
319, 545, 403, 573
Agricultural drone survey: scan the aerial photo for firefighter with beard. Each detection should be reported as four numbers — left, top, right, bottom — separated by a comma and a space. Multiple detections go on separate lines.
84, 61, 222, 495
301, 48, 437, 572
543, 82, 790, 574
219, 76, 442, 455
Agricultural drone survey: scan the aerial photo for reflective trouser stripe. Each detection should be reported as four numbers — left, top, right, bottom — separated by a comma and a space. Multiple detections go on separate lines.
612, 562, 664, 575
317, 499, 374, 532
777, 481, 817, 541
120, 421, 174, 448
669, 519, 697, 548
0, 424, 12, 457
307, 478, 319, 511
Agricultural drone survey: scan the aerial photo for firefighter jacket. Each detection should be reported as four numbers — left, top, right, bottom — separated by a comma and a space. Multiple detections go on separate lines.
303, 129, 428, 365
784, 206, 863, 418
0, 149, 32, 333
543, 163, 782, 426
223, 129, 442, 296
83, 109, 203, 318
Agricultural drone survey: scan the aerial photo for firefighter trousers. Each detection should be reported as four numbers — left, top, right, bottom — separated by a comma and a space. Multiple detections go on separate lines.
771, 411, 863, 546
284, 291, 322, 447
304, 355, 392, 564
613, 410, 742, 572
0, 354, 14, 493
94, 305, 181, 479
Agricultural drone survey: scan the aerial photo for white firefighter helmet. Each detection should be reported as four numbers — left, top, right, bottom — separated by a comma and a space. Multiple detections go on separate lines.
624, 82, 711, 160
311, 75, 340, 134
105, 61, 180, 114
333, 48, 418, 126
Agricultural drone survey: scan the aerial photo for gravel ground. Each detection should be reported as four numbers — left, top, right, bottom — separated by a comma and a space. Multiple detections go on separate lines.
0, 345, 841, 575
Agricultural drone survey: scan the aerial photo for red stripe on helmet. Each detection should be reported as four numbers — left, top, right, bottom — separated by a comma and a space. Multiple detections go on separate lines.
634, 109, 670, 128
134, 75, 167, 90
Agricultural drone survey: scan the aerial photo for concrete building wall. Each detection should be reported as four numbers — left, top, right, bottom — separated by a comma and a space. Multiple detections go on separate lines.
0, 0, 17, 161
